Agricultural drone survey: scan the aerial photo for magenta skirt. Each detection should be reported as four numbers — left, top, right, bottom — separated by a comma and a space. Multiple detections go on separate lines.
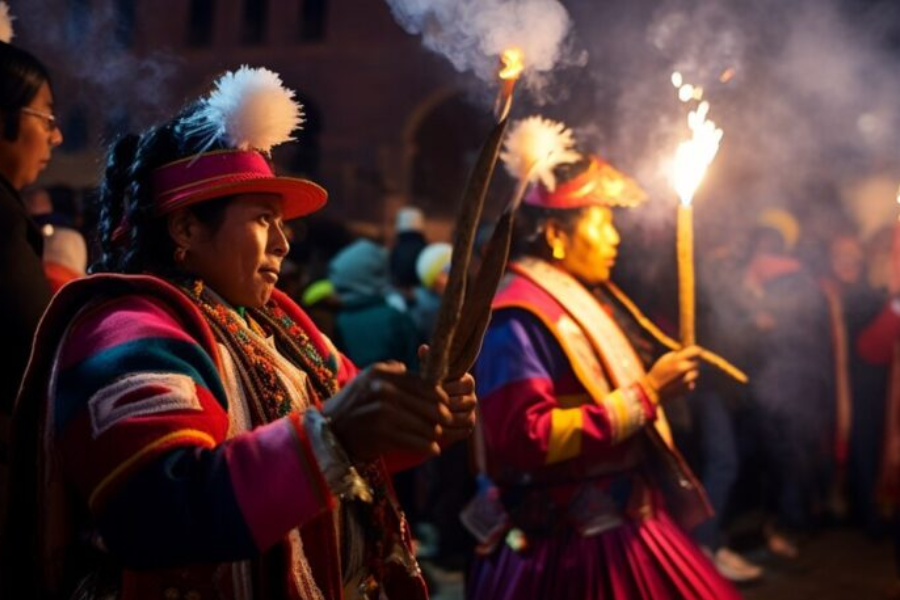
467, 510, 741, 600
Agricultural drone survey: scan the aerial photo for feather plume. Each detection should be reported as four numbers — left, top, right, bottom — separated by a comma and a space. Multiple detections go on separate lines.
0, 2, 15, 44
181, 66, 304, 155
500, 116, 581, 191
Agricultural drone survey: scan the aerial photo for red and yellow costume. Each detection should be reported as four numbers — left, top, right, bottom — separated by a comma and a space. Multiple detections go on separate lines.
464, 157, 740, 600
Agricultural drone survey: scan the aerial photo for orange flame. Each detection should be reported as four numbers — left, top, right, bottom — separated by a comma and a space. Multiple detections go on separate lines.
494, 48, 524, 121
499, 48, 525, 81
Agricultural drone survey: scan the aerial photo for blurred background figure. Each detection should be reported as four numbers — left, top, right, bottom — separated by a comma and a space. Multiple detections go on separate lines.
22, 186, 89, 292
0, 3, 63, 548
41, 224, 87, 292
685, 233, 765, 583
289, 216, 356, 337
738, 208, 834, 559
409, 241, 452, 343
329, 238, 420, 369
300, 276, 341, 340
818, 231, 889, 531
854, 227, 900, 600
20, 186, 51, 218
390, 206, 428, 307
329, 236, 432, 561
0, 16, 62, 411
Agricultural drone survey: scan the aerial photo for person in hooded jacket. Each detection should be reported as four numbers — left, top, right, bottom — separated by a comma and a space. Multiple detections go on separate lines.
329, 238, 420, 369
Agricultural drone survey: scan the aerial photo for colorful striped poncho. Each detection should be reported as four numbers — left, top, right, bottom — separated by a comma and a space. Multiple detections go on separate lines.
4, 273, 426, 600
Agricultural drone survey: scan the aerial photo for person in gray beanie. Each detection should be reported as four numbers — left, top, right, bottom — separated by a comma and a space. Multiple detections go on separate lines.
330, 238, 420, 369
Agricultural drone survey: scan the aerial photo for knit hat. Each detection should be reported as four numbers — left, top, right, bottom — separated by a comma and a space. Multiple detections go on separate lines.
301, 279, 336, 307
757, 208, 800, 251
329, 239, 390, 305
395, 207, 425, 233
416, 242, 452, 291
42, 226, 87, 275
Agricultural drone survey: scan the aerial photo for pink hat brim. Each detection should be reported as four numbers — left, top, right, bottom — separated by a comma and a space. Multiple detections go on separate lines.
158, 175, 327, 221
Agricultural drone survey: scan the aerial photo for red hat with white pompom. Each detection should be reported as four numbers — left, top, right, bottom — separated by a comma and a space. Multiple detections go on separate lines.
500, 115, 647, 211
151, 66, 326, 220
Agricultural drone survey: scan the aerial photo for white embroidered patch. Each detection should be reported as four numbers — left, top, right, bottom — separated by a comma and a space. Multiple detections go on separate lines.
88, 372, 202, 438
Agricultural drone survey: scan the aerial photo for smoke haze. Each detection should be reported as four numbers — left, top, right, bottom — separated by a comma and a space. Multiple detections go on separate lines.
385, 0, 585, 98
13, 0, 180, 140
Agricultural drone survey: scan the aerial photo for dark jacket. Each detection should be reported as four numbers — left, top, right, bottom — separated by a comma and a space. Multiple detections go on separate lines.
0, 175, 52, 415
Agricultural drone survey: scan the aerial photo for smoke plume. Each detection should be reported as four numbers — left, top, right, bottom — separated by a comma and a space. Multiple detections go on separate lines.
385, 0, 584, 98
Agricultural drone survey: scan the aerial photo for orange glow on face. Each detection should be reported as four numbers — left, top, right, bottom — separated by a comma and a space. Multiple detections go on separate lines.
556, 206, 620, 285
499, 48, 525, 80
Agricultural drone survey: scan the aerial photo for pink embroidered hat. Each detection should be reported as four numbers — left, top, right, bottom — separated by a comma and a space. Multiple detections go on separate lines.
151, 149, 326, 219
524, 155, 648, 210
150, 66, 326, 219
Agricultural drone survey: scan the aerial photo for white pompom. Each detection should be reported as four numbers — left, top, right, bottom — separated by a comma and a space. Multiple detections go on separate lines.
0, 2, 15, 44
501, 116, 581, 191
183, 65, 304, 154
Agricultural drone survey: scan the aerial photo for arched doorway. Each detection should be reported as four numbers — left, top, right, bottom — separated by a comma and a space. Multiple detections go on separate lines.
407, 91, 493, 220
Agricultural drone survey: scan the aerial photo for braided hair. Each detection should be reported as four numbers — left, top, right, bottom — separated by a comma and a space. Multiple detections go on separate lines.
0, 40, 51, 141
91, 103, 233, 275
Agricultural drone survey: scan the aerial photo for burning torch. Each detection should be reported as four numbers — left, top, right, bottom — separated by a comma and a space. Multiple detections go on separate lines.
423, 48, 525, 385
670, 73, 723, 347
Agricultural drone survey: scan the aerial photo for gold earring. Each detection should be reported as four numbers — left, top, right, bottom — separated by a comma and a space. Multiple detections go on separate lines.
174, 246, 187, 264
552, 241, 565, 260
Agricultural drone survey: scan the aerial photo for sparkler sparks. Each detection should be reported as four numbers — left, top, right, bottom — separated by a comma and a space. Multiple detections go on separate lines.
669, 72, 724, 347
670, 99, 723, 206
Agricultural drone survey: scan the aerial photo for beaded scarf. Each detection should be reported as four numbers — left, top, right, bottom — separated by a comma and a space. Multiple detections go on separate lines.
177, 278, 338, 423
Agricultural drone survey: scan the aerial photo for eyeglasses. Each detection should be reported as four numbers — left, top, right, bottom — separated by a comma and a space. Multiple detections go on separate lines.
20, 107, 59, 132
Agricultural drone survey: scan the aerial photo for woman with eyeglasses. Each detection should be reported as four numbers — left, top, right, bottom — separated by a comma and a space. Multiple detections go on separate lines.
0, 2, 64, 536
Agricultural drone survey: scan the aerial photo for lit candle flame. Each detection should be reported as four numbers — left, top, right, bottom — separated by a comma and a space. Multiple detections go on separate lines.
671, 100, 723, 206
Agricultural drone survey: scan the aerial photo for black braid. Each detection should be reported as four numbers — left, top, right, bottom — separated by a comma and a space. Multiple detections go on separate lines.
91, 133, 139, 273
119, 123, 181, 273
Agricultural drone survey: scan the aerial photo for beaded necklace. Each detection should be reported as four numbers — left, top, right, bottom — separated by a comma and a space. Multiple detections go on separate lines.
178, 278, 337, 423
